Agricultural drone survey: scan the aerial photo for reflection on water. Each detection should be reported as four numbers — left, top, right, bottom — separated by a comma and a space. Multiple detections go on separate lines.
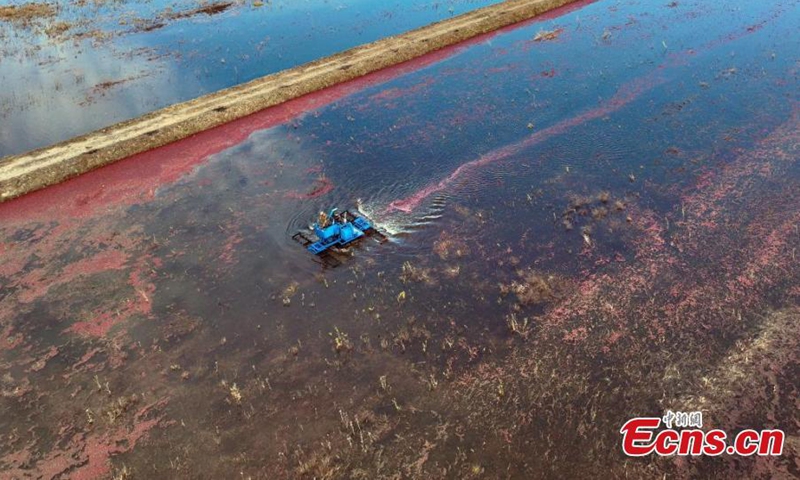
0, 0, 799, 478
0, 0, 503, 157
0, 34, 193, 156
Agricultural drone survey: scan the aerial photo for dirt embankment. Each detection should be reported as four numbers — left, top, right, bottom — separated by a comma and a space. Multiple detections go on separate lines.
0, 0, 583, 203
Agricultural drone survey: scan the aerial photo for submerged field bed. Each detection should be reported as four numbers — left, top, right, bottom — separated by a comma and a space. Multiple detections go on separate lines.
1, 0, 799, 478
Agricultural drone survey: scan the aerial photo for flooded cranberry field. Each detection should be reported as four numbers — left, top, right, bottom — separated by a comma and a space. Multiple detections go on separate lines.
0, 0, 502, 157
1, 0, 800, 478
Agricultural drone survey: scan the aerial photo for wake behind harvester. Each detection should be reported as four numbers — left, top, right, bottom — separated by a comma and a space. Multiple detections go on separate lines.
292, 208, 386, 265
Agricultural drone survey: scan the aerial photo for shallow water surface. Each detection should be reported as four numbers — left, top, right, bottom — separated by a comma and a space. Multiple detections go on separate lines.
0, 0, 502, 157
1, 0, 799, 478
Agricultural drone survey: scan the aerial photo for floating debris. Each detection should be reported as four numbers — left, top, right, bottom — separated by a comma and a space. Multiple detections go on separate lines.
533, 28, 563, 42
506, 313, 530, 338
228, 383, 242, 404
330, 327, 352, 353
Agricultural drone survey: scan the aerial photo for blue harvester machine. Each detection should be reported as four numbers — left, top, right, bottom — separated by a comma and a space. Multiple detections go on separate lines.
293, 208, 386, 264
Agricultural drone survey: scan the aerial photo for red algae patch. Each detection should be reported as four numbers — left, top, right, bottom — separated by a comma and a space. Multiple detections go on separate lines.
68, 311, 127, 339
218, 222, 244, 267
16, 249, 129, 304
0, 400, 167, 479
66, 257, 157, 339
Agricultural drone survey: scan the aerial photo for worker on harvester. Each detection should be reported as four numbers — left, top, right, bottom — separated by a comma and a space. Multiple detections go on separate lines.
318, 208, 342, 228
318, 210, 330, 227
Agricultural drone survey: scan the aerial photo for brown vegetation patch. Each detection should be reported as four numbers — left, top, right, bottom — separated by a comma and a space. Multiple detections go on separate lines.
501, 269, 570, 307
400, 261, 436, 285
0, 3, 55, 24
533, 27, 563, 41
433, 232, 470, 260
164, 1, 233, 21
44, 20, 71, 38
561, 191, 628, 234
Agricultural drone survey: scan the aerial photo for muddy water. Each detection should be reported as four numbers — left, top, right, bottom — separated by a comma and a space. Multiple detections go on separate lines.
0, 0, 503, 157
1, 0, 799, 478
